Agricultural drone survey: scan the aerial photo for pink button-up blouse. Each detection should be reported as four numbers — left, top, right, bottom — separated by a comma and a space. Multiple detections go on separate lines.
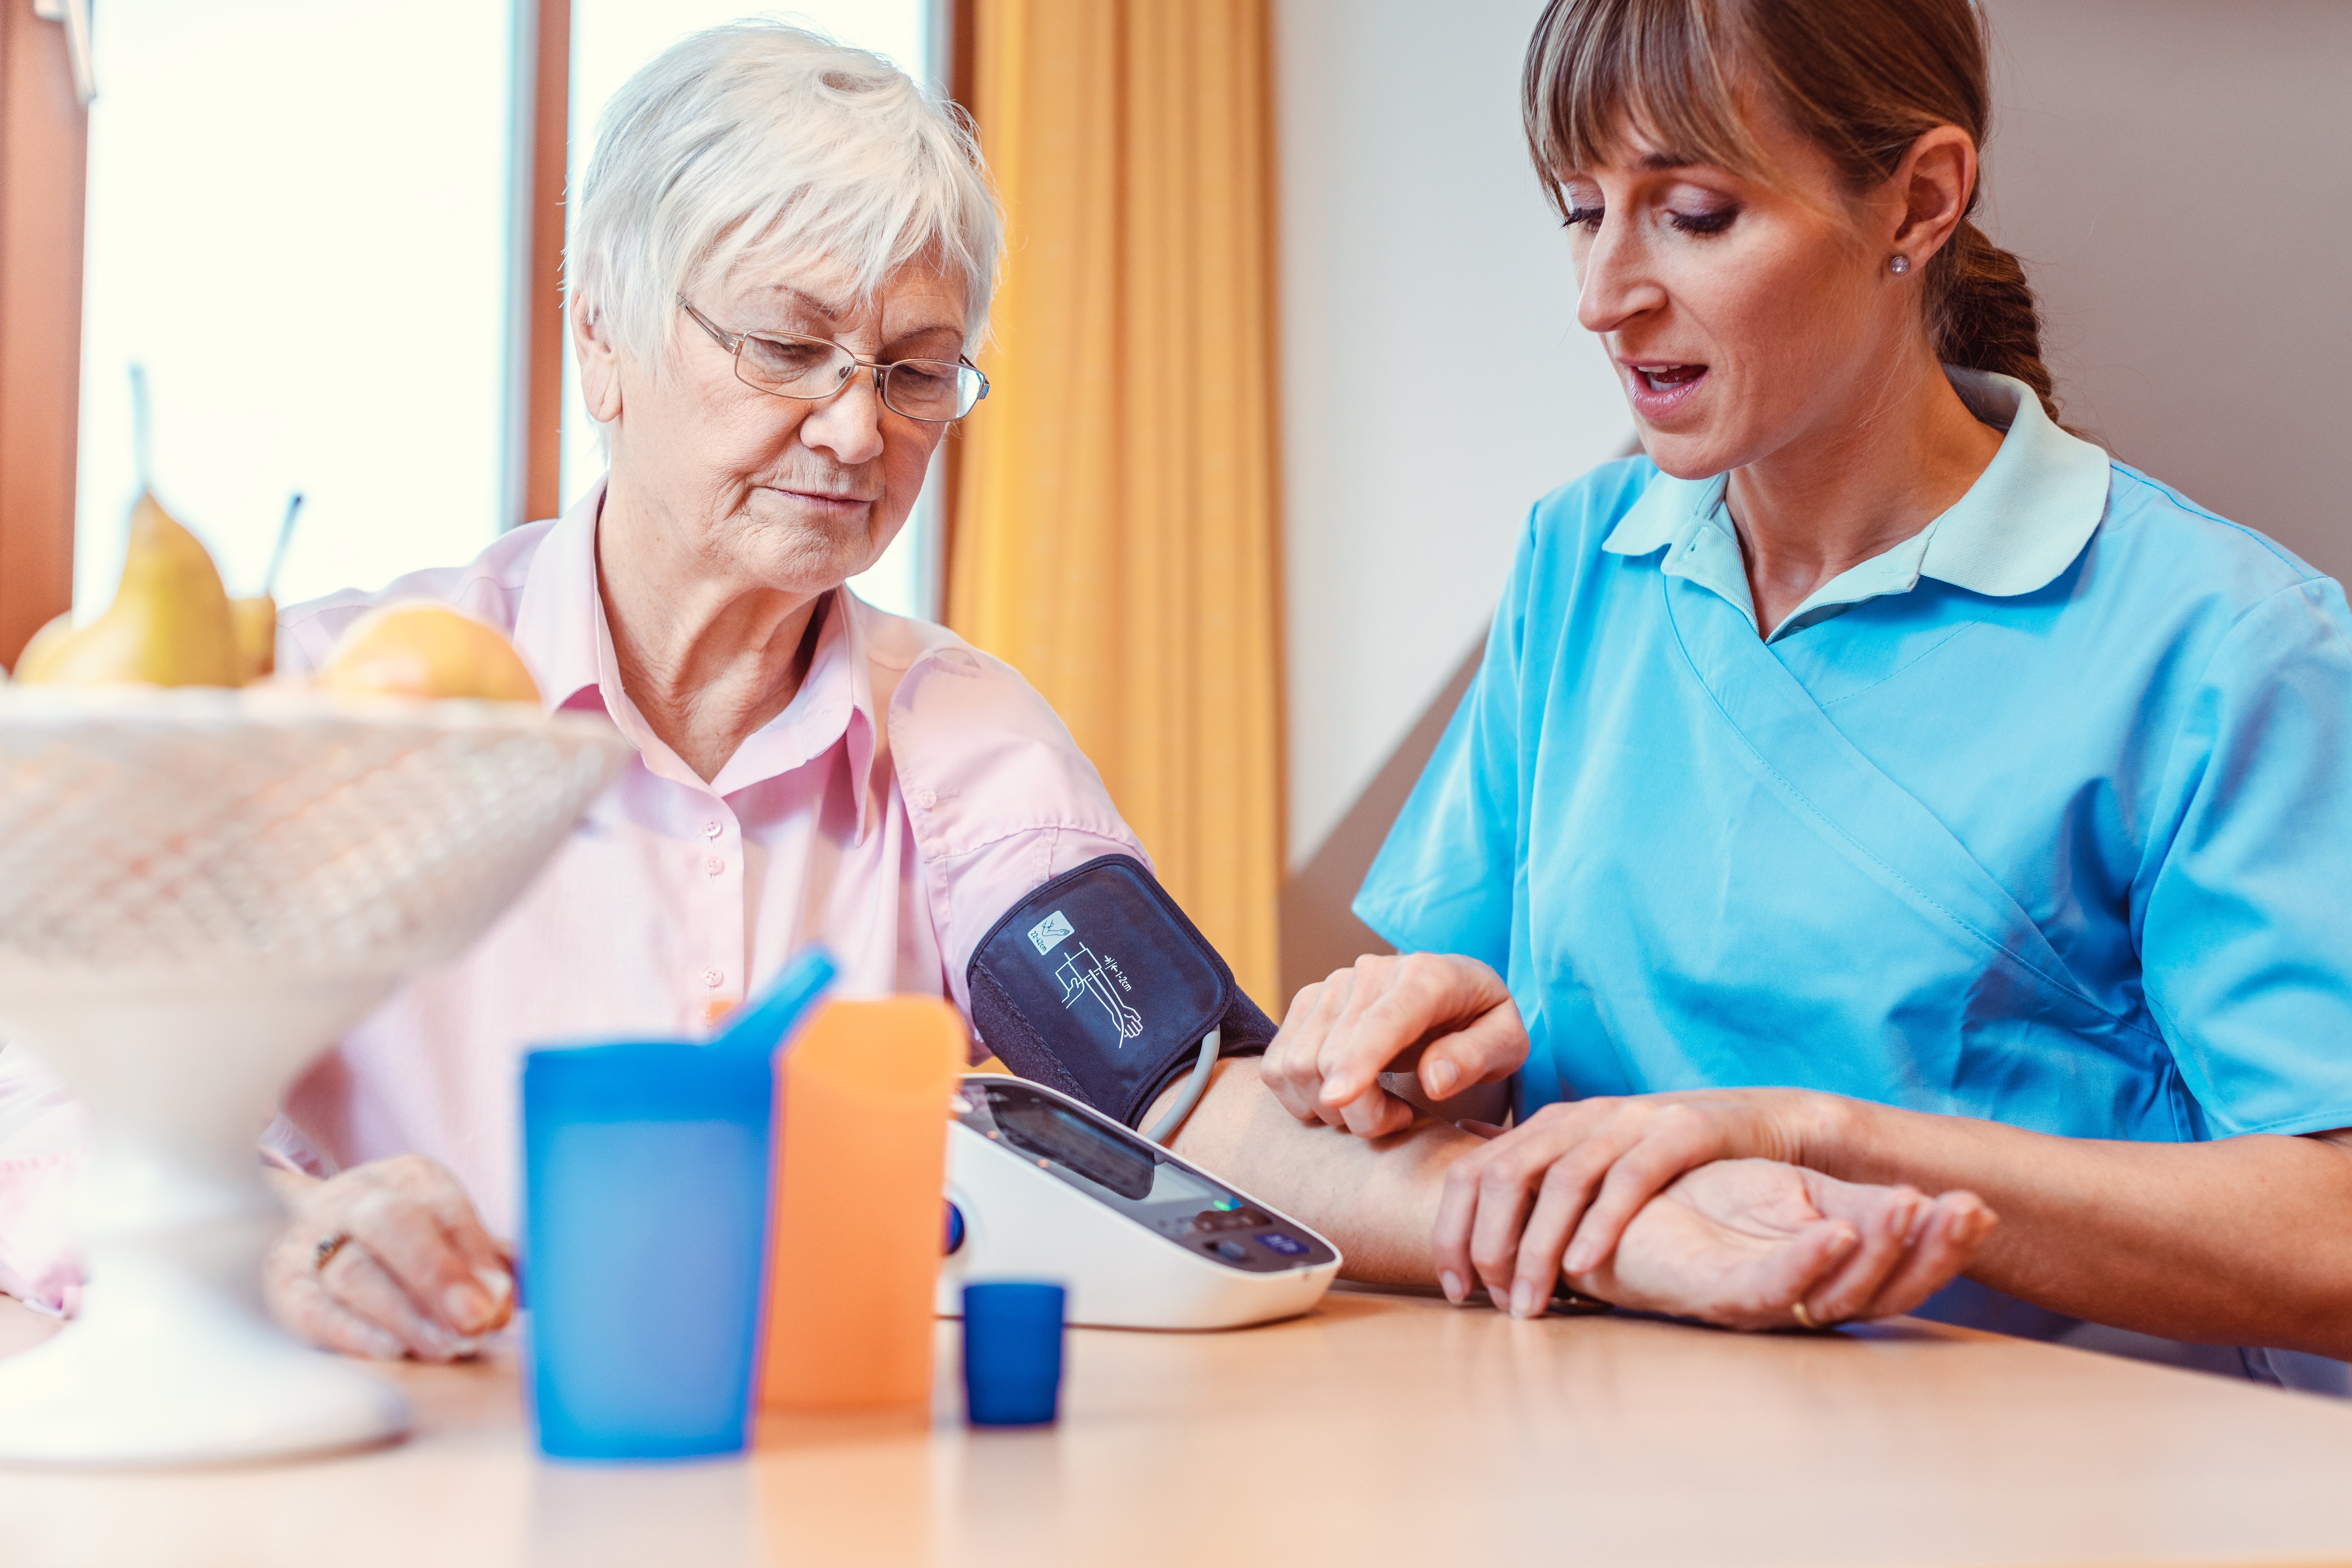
0, 484, 1145, 1310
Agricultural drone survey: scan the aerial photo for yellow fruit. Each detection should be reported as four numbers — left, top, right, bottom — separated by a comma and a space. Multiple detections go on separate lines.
19, 492, 241, 688
231, 595, 277, 682
316, 602, 540, 704
11, 611, 74, 682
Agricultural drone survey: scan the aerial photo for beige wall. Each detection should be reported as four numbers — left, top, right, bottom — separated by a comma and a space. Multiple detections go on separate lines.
1978, 0, 2352, 580
1272, 0, 1631, 873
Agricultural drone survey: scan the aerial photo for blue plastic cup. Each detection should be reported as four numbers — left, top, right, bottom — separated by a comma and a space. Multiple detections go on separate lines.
962, 1281, 1067, 1427
521, 1041, 773, 1461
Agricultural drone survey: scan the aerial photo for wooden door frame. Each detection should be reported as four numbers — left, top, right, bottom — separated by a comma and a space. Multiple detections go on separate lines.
0, 0, 87, 667
506, 0, 571, 530
933, 0, 974, 623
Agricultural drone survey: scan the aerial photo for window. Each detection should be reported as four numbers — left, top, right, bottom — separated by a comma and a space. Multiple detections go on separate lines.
75, 0, 516, 611
75, 0, 939, 624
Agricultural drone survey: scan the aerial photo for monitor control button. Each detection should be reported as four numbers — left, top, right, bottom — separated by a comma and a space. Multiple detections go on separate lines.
1210, 1239, 1250, 1263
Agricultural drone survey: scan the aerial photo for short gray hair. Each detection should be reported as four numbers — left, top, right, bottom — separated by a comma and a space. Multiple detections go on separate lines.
568, 20, 1002, 365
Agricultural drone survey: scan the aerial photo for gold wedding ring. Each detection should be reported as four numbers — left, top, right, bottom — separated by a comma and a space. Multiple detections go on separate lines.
313, 1231, 354, 1273
1791, 1300, 1824, 1331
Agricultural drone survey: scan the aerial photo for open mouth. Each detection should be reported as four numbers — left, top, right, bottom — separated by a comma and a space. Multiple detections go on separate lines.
1633, 364, 1705, 391
1621, 361, 1708, 418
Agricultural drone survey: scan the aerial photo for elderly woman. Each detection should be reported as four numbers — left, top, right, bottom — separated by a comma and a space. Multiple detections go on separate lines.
0, 22, 1989, 1353
233, 25, 1161, 1358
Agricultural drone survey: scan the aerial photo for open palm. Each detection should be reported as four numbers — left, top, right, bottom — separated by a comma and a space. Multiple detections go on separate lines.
1575, 1158, 1996, 1331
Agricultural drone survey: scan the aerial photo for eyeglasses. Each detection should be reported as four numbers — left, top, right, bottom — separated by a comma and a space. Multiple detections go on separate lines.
678, 296, 989, 423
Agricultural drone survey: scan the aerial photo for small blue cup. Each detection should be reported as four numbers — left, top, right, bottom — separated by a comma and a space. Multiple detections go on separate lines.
962, 1281, 1067, 1427
522, 1041, 772, 1461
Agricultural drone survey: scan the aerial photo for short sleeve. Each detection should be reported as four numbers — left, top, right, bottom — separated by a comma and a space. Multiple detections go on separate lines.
2140, 576, 2352, 1137
1351, 511, 1538, 972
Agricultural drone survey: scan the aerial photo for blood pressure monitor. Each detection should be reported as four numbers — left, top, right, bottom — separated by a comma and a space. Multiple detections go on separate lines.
938, 1075, 1342, 1330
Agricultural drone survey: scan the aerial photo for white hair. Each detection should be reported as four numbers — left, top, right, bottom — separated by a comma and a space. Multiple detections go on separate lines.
568, 19, 1002, 365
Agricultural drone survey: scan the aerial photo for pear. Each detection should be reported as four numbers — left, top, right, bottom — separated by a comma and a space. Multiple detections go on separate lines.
10, 611, 75, 682
316, 602, 540, 704
230, 595, 277, 682
20, 492, 241, 688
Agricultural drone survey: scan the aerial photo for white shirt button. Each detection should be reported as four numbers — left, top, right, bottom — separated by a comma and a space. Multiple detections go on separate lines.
914, 788, 936, 810
704, 855, 725, 877
703, 819, 722, 839
701, 967, 724, 988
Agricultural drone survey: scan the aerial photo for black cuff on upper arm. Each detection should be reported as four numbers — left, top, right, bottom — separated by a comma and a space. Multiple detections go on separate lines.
965, 854, 1275, 1128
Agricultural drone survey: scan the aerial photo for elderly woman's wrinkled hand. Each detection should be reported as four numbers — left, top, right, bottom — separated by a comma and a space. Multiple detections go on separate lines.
1262, 953, 1530, 1138
1564, 1158, 1997, 1331
263, 1154, 515, 1362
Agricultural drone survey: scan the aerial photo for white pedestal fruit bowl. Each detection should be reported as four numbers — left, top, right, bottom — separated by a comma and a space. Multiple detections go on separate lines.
0, 685, 631, 1465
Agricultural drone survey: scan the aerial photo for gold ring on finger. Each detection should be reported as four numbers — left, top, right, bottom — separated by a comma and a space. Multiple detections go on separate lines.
314, 1231, 354, 1273
1791, 1300, 1827, 1331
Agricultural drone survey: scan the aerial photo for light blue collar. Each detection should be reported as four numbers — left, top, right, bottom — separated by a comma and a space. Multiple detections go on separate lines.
1601, 368, 2111, 636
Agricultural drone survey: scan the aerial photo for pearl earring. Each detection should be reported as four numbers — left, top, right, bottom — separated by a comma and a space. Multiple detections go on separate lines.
1889, 255, 1912, 275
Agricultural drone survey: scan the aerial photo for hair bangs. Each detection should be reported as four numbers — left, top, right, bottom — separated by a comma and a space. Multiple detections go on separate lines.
1521, 0, 1768, 213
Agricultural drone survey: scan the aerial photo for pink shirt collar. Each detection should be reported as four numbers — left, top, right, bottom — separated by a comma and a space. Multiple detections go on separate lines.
510, 479, 883, 841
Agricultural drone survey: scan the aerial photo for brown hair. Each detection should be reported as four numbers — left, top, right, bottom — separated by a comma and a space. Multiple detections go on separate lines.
1522, 0, 2059, 421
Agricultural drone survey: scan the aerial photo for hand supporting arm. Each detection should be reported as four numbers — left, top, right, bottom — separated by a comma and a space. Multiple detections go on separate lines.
1441, 1085, 2352, 1358
1159, 1059, 1991, 1328
1252, 949, 2352, 1352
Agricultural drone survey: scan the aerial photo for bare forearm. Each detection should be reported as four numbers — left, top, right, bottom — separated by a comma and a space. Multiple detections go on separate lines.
1160, 1058, 1479, 1285
1816, 1099, 2352, 1357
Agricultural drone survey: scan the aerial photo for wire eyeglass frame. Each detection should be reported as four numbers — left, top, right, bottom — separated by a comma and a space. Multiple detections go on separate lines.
678, 296, 988, 423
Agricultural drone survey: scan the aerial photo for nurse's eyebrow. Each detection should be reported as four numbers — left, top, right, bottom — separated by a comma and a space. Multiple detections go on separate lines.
1636, 150, 1700, 171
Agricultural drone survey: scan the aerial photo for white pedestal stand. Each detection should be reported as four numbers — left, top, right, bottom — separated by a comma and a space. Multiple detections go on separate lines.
0, 689, 629, 1466
0, 973, 412, 1463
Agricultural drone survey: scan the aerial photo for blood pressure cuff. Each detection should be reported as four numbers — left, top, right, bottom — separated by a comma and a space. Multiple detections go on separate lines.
966, 854, 1276, 1129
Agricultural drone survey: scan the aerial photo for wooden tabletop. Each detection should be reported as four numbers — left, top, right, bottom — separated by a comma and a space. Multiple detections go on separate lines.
4, 1288, 2351, 1568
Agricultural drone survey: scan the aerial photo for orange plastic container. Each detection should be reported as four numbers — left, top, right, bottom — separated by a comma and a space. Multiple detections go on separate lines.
756, 997, 967, 1414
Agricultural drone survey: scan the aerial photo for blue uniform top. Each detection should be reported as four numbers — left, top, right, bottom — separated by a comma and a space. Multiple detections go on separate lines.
1356, 370, 2352, 1384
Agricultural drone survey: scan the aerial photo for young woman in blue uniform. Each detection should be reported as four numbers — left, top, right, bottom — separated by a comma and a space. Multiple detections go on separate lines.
1261, 0, 2352, 1389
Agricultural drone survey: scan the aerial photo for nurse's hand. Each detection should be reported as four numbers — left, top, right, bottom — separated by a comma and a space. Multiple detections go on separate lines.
1573, 1158, 1997, 1330
1263, 953, 1528, 1138
1434, 1090, 1994, 1322
263, 1155, 516, 1362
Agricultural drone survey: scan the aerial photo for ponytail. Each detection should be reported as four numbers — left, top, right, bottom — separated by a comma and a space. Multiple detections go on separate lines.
1930, 219, 2061, 423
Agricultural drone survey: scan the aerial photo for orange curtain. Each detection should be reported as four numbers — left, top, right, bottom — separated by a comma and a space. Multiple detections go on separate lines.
950, 0, 1284, 1007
